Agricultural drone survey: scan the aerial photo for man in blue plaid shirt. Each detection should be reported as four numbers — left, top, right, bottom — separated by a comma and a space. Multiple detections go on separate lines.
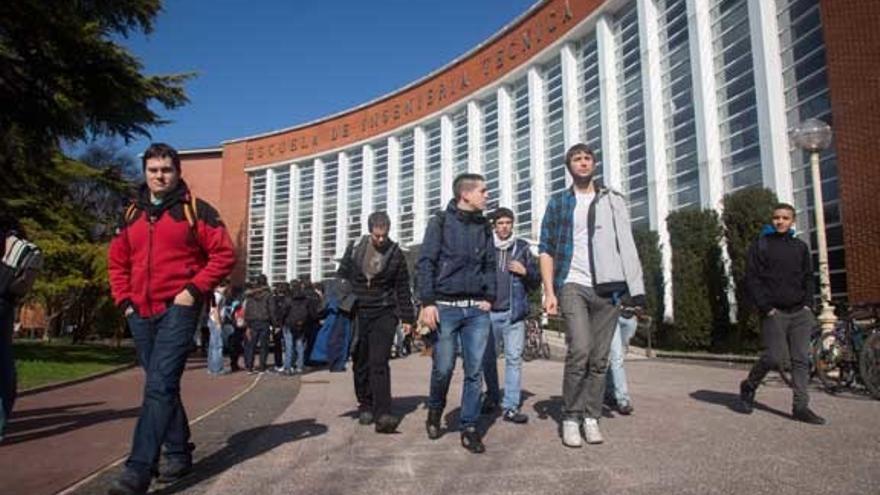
539, 143, 645, 448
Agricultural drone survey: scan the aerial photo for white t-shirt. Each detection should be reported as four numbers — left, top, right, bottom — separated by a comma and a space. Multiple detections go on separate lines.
564, 191, 595, 287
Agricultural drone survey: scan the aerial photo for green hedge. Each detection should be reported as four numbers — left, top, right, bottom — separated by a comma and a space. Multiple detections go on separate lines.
666, 207, 729, 350
722, 187, 779, 352
633, 228, 664, 326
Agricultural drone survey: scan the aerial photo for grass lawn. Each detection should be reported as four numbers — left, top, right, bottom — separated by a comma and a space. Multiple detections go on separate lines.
13, 340, 136, 390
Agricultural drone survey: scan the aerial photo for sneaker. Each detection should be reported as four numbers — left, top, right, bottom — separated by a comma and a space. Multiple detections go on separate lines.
739, 380, 756, 414
108, 468, 151, 495
480, 398, 500, 415
425, 408, 442, 440
374, 414, 402, 434
583, 417, 604, 444
562, 419, 582, 448
502, 409, 529, 424
617, 401, 634, 416
460, 426, 485, 454
157, 459, 192, 483
358, 410, 374, 425
274, 366, 285, 373
792, 407, 826, 425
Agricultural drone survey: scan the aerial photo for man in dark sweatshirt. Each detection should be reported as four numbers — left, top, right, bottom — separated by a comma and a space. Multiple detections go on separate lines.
739, 203, 824, 425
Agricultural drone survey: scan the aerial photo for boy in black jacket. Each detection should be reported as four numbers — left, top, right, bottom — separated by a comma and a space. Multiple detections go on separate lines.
739, 203, 824, 425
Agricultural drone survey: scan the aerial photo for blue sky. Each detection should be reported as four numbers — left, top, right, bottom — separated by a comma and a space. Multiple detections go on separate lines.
116, 0, 537, 156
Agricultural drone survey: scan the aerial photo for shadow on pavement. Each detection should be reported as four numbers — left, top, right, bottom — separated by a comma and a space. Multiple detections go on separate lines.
338, 395, 428, 422
152, 418, 328, 495
689, 389, 791, 419
3, 402, 141, 445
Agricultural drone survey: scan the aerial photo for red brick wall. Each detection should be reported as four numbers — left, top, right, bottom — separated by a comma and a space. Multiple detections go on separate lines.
821, 0, 880, 303
181, 152, 223, 207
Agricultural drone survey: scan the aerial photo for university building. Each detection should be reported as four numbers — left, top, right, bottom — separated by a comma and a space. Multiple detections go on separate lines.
180, 0, 880, 313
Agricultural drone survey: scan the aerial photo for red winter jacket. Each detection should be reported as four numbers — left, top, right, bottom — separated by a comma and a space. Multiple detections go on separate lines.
108, 182, 236, 317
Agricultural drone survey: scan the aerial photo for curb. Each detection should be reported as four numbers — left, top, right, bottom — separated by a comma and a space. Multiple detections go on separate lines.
18, 362, 138, 397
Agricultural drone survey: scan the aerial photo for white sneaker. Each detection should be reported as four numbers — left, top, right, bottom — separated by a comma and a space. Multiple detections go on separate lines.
583, 417, 604, 444
562, 420, 582, 448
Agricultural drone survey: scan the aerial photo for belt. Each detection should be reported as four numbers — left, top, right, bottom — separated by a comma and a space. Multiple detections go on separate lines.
436, 299, 482, 308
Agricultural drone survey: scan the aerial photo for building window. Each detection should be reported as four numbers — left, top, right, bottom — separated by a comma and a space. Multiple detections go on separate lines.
372, 142, 389, 214
451, 107, 469, 177
398, 131, 415, 246
657, 0, 700, 211
295, 165, 314, 277
543, 55, 566, 198
481, 96, 500, 211
321, 156, 339, 277
577, 33, 603, 166
615, 3, 649, 227
425, 121, 443, 215
777, 0, 845, 297
347, 148, 364, 244
512, 78, 532, 237
271, 167, 290, 283
247, 171, 267, 281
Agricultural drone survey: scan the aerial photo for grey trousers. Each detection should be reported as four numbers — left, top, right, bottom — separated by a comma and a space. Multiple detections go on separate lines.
746, 307, 814, 409
559, 283, 620, 420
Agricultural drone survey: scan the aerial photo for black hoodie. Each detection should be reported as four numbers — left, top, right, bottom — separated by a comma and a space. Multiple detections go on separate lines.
745, 230, 814, 314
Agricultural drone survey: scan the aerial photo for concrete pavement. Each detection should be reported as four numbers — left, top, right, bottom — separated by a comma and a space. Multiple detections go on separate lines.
118, 353, 880, 495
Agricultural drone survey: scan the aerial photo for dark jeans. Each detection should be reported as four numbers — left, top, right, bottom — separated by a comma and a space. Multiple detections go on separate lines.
229, 327, 245, 370
272, 326, 284, 368
244, 321, 271, 371
0, 298, 16, 423
746, 308, 814, 409
559, 283, 619, 420
126, 304, 200, 475
352, 311, 398, 417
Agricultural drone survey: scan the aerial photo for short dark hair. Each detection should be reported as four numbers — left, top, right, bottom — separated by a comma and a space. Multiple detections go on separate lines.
367, 211, 391, 232
142, 142, 181, 172
453, 173, 486, 201
492, 207, 515, 222
773, 202, 797, 218
564, 143, 595, 168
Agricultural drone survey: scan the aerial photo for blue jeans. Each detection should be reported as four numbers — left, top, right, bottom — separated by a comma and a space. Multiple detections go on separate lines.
428, 305, 491, 427
482, 311, 525, 411
605, 315, 638, 405
244, 321, 271, 371
126, 304, 200, 476
284, 326, 307, 371
207, 319, 224, 374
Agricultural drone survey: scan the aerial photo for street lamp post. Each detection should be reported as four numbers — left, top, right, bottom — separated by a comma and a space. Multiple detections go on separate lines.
791, 118, 834, 334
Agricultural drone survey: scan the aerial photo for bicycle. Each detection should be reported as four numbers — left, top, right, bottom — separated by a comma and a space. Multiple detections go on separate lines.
812, 302, 880, 399
522, 318, 551, 361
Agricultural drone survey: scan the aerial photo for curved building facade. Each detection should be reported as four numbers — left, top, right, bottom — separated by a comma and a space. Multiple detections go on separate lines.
181, 0, 880, 311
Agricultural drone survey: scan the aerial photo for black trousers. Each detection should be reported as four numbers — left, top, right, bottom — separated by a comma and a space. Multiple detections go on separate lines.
272, 326, 284, 367
746, 308, 815, 409
352, 311, 398, 417
229, 327, 245, 370
245, 321, 271, 371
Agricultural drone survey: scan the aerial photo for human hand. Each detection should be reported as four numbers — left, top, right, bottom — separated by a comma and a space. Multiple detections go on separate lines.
544, 293, 558, 316
507, 261, 526, 276
419, 305, 439, 330
767, 308, 778, 317
124, 307, 135, 317
476, 300, 491, 312
174, 289, 195, 307
402, 323, 413, 335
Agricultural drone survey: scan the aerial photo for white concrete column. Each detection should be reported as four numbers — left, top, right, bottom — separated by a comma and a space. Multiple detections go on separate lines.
497, 86, 515, 209
289, 165, 301, 279
336, 152, 350, 258
362, 144, 375, 233
748, 0, 793, 204
560, 42, 581, 153
527, 67, 547, 239
596, 15, 622, 190
467, 101, 483, 174
311, 159, 324, 281
262, 167, 275, 278
387, 136, 401, 240
440, 115, 454, 205
413, 126, 428, 243
637, 0, 673, 321
686, 0, 724, 210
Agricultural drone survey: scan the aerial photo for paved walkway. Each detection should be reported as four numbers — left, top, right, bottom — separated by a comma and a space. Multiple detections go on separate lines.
0, 357, 256, 495
116, 353, 878, 495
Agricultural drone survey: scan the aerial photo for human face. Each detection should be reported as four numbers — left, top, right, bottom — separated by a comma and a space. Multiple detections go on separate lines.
460, 180, 489, 212
370, 226, 389, 247
567, 151, 596, 185
494, 216, 513, 240
145, 156, 180, 198
772, 208, 795, 234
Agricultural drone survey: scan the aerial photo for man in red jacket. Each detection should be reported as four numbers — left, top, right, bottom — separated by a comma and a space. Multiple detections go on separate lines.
107, 143, 235, 495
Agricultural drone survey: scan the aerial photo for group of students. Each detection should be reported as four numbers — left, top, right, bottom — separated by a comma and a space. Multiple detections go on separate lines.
0, 141, 817, 495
